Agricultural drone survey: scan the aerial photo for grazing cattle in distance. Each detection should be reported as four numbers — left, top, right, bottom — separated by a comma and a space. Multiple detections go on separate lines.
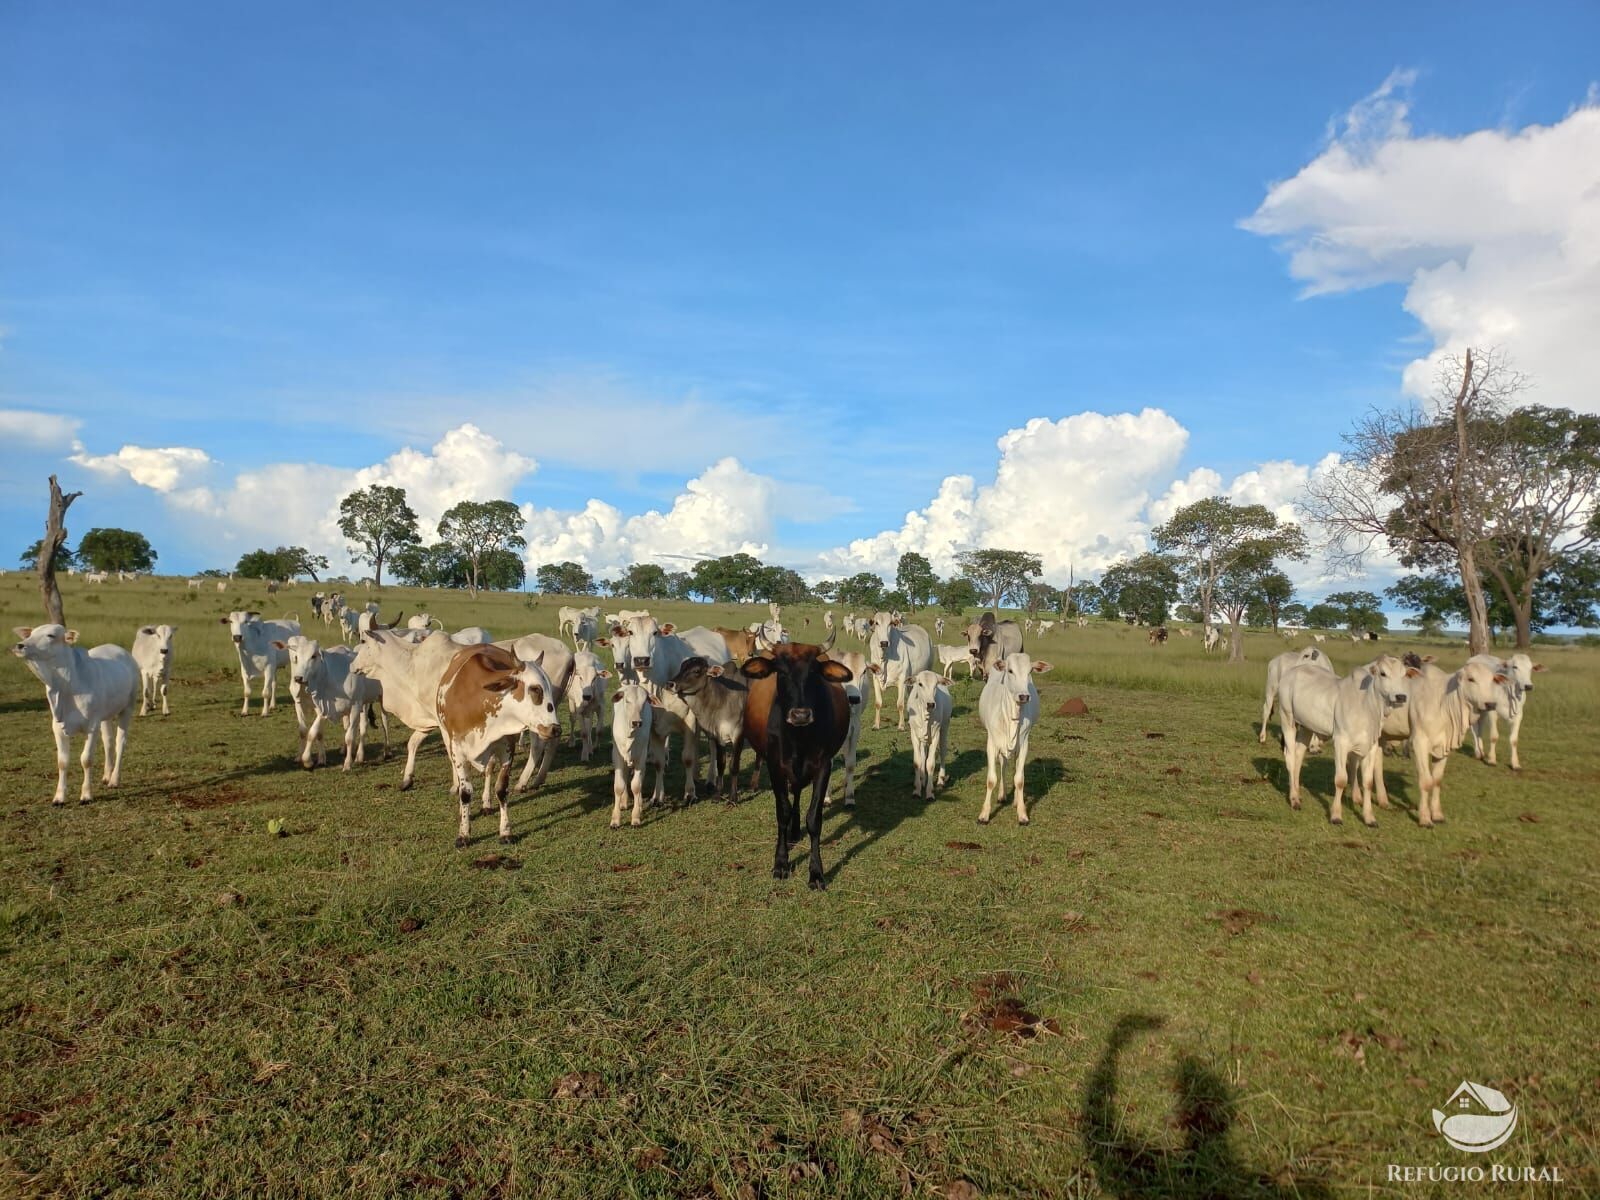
1202, 626, 1221, 653
436, 644, 562, 846
216, 580, 227, 593
220, 610, 301, 716
1178, 628, 1195, 639
278, 636, 388, 770
1147, 626, 1169, 645
186, 578, 202, 591
1076, 616, 1089, 629
339, 608, 362, 643
132, 624, 177, 717
1037, 620, 1056, 634
311, 591, 326, 620
559, 605, 602, 647
564, 650, 611, 763
352, 629, 467, 791
906, 670, 953, 801
85, 571, 108, 584
964, 612, 1024, 678
976, 652, 1052, 825
407, 614, 443, 632
933, 616, 945, 637
742, 638, 854, 888
1376, 655, 1505, 827
1274, 656, 1412, 826
1311, 633, 1327, 644
1469, 652, 1544, 771
610, 682, 666, 827
821, 648, 868, 807
823, 611, 835, 633
11, 624, 139, 806
869, 611, 935, 730
849, 615, 871, 643
935, 643, 978, 679
665, 655, 751, 804
265, 580, 279, 596
1259, 646, 1333, 744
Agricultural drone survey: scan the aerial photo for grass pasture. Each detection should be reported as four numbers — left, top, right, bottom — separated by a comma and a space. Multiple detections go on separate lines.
2, 575, 1598, 1198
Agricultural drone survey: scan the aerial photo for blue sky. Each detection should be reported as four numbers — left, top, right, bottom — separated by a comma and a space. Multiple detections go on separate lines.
3, 2, 1597, 592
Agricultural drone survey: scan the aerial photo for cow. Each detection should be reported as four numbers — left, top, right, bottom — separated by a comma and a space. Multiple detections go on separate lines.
558, 605, 602, 647
610, 681, 667, 827
933, 616, 946, 637
436, 644, 562, 846
357, 608, 402, 640
85, 571, 107, 584
964, 612, 1024, 678
714, 626, 759, 661
849, 615, 871, 643
1274, 656, 1412, 826
186, 578, 202, 591
1259, 646, 1334, 744
11, 624, 138, 806
1202, 626, 1221, 653
1037, 620, 1056, 634
564, 650, 611, 763
820, 648, 868, 806
824, 611, 836, 633
407, 614, 443, 632
1076, 616, 1089, 629
906, 670, 953, 801
1468, 652, 1544, 771
278, 636, 389, 770
339, 608, 362, 644
352, 628, 467, 791
976, 652, 1052, 825
869, 611, 935, 730
450, 626, 494, 645
131, 624, 178, 717
1178, 628, 1195, 639
665, 655, 751, 804
220, 610, 301, 716
216, 580, 227, 593
498, 632, 577, 791
741, 639, 854, 888
1376, 657, 1505, 827
1147, 626, 1169, 645
935, 643, 978, 679
265, 580, 280, 596
1311, 633, 1327, 644
311, 591, 326, 620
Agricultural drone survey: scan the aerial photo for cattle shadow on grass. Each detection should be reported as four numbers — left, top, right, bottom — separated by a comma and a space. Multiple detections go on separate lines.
1250, 753, 1421, 825
0, 698, 48, 716
816, 752, 938, 885
1082, 1013, 1331, 1199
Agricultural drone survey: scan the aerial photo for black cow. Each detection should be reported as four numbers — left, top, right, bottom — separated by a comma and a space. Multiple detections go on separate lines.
740, 636, 853, 889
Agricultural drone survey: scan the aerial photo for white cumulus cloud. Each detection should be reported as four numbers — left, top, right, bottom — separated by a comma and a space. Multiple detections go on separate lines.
69, 444, 212, 492
1, 409, 84, 451
1243, 73, 1600, 413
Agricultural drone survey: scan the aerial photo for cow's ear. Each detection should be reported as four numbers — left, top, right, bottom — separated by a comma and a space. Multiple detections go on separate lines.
1030, 660, 1053, 674
484, 676, 518, 693
741, 656, 775, 679
866, 663, 881, 675
707, 665, 724, 677
644, 692, 662, 708
611, 690, 625, 704
271, 640, 286, 650
1405, 667, 1421, 678
140, 626, 156, 635
595, 637, 610, 647
819, 660, 854, 684
13, 626, 32, 639
64, 629, 80, 644
247, 611, 261, 620
939, 675, 953, 686
1533, 662, 1546, 672
1493, 673, 1508, 685
219, 616, 229, 625
660, 622, 675, 634
597, 668, 611, 679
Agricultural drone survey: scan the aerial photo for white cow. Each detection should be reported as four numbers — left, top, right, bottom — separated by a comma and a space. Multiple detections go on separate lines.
1468, 652, 1544, 771
565, 650, 611, 762
85, 571, 108, 584
351, 628, 465, 791
279, 636, 389, 770
216, 580, 228, 593
868, 611, 934, 730
11, 624, 138, 805
906, 670, 953, 801
1037, 620, 1056, 634
603, 615, 731, 799
220, 610, 301, 716
934, 616, 946, 637
935, 643, 978, 679
186, 578, 202, 591
558, 605, 602, 647
824, 611, 835, 633
976, 651, 1052, 825
1275, 656, 1412, 826
823, 648, 868, 807
1203, 625, 1221, 653
1258, 646, 1333, 744
1374, 657, 1506, 827
407, 614, 443, 632
610, 682, 667, 828
1076, 616, 1089, 629
131, 624, 178, 717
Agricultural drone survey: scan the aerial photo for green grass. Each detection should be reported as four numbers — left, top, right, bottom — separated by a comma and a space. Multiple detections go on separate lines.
2, 576, 1597, 1197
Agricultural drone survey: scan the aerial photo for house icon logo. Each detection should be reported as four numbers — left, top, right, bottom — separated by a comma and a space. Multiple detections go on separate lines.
1432, 1081, 1518, 1153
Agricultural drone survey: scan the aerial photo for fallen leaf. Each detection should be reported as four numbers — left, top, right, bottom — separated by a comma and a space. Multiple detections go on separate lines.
944, 1182, 982, 1200
1518, 812, 1540, 823
1163, 766, 1182, 776
252, 1060, 289, 1083
552, 1071, 604, 1100
397, 917, 424, 934
1369, 1029, 1408, 1054
1211, 908, 1272, 936
1246, 970, 1263, 986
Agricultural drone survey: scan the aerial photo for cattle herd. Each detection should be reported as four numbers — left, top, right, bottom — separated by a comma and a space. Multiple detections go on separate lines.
8, 600, 1544, 888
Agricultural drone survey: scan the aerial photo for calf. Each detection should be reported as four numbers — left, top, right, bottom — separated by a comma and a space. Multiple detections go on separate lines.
933, 616, 946, 637
935, 642, 978, 680
1259, 646, 1333, 744
565, 650, 611, 762
906, 670, 953, 800
1378, 657, 1505, 826
742, 639, 854, 888
1468, 652, 1544, 771
220, 610, 301, 716
436, 644, 562, 846
976, 652, 1052, 824
665, 655, 750, 803
407, 614, 443, 632
11, 624, 138, 805
822, 648, 868, 806
132, 623, 178, 716
1147, 626, 1169, 645
279, 636, 389, 770
610, 682, 667, 826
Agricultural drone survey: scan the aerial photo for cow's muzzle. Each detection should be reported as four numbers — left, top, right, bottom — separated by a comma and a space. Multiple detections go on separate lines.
232, 635, 243, 644
632, 657, 651, 670
786, 708, 814, 727
160, 648, 170, 656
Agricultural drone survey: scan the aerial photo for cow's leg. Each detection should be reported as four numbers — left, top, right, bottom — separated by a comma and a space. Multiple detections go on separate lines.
1470, 710, 1488, 761
1282, 718, 1304, 810
400, 729, 429, 790
978, 737, 999, 825
300, 712, 322, 769
934, 723, 948, 791
610, 761, 629, 829
1428, 754, 1449, 825
871, 670, 886, 730
496, 745, 514, 843
910, 736, 925, 798
49, 724, 70, 806
376, 707, 390, 760
771, 768, 792, 880
1329, 736, 1348, 825
1258, 685, 1274, 744
1411, 738, 1435, 828
806, 765, 830, 890
342, 714, 358, 771
455, 770, 474, 847
78, 729, 96, 803
1507, 703, 1523, 772
724, 736, 742, 805
648, 734, 667, 812
138, 674, 151, 718
896, 679, 908, 731
1358, 747, 1377, 827
839, 728, 857, 807
1013, 736, 1030, 825
630, 759, 647, 827
239, 665, 252, 716
159, 671, 170, 717
107, 706, 131, 788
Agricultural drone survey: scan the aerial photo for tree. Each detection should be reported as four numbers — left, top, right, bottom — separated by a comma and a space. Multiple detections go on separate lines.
1321, 590, 1387, 635
812, 578, 839, 602
236, 548, 285, 580
614, 563, 673, 599
536, 561, 596, 595
1281, 601, 1309, 627
689, 553, 766, 603
337, 485, 420, 588
479, 548, 525, 591
954, 549, 1042, 610
78, 528, 157, 574
895, 552, 938, 612
1025, 582, 1062, 616
1100, 554, 1181, 626
756, 565, 811, 606
666, 571, 694, 601
437, 499, 527, 597
1305, 603, 1343, 630
1243, 570, 1294, 629
20, 540, 76, 571
281, 546, 329, 582
835, 572, 886, 610
937, 577, 980, 615
1068, 581, 1104, 619
392, 543, 464, 588
1152, 497, 1306, 631
1385, 574, 1461, 638
36, 475, 81, 625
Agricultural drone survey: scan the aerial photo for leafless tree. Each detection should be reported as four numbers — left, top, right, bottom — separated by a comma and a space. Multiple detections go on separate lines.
37, 475, 83, 626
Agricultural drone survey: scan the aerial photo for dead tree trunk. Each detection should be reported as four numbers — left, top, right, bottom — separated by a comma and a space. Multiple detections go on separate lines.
37, 475, 83, 626
1448, 351, 1494, 654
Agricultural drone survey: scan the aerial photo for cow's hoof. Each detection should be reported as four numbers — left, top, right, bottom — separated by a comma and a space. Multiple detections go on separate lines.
1363, 818, 1377, 828
809, 876, 826, 891
454, 836, 468, 848
843, 798, 855, 808
1329, 816, 1342, 825
1017, 816, 1029, 826
630, 818, 642, 827
1290, 799, 1301, 810
773, 864, 791, 881
498, 835, 512, 845
399, 778, 413, 792
977, 816, 990, 826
